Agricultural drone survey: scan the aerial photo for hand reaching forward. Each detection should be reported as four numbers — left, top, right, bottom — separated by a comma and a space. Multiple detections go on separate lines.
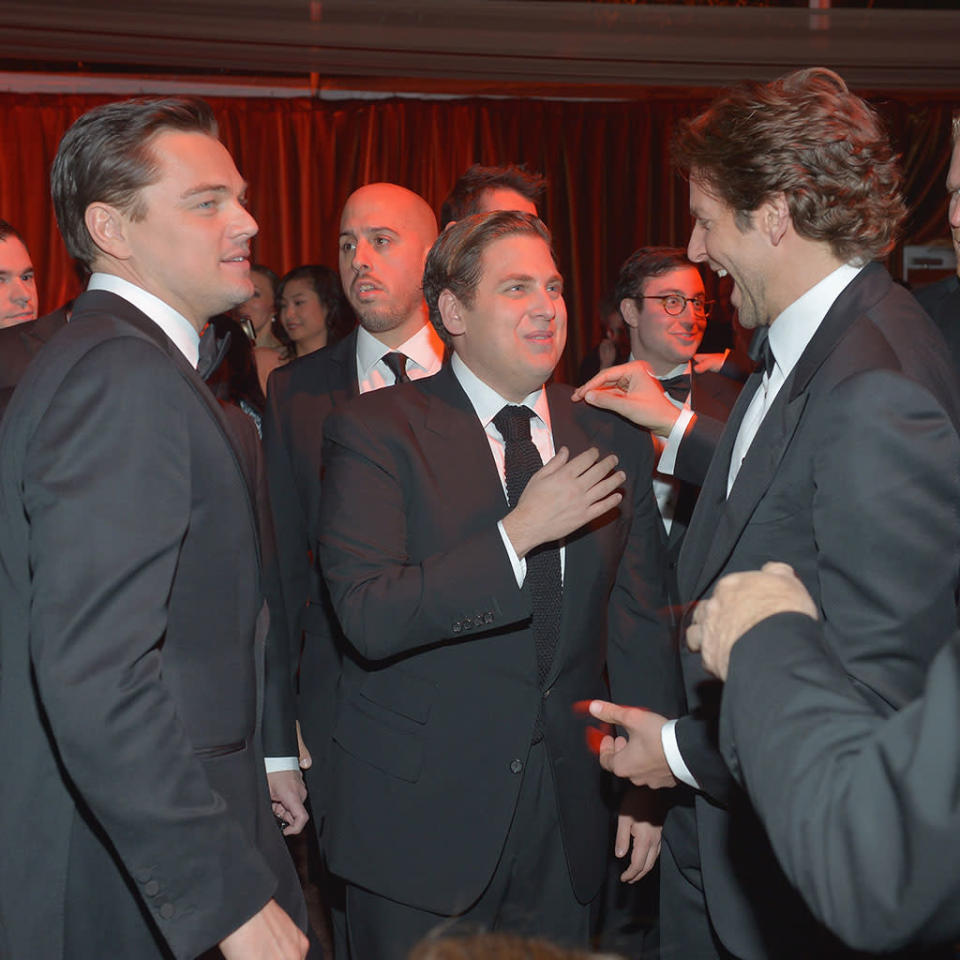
587, 700, 677, 789
687, 561, 819, 680
501, 446, 625, 559
219, 899, 308, 960
571, 361, 682, 437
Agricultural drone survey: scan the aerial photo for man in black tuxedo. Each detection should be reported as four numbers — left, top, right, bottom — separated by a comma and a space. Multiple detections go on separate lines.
316, 210, 676, 959
915, 114, 960, 372
0, 97, 308, 959
439, 162, 545, 228
580, 68, 960, 959
613, 247, 740, 581
263, 182, 443, 813
683, 562, 960, 953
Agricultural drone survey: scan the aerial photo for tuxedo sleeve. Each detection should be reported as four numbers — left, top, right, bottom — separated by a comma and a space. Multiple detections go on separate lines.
318, 403, 533, 662
25, 341, 275, 958
721, 614, 960, 952
262, 368, 312, 695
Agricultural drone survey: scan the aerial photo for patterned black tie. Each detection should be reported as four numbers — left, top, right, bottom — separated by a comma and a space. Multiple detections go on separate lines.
382, 351, 410, 384
660, 372, 691, 403
492, 405, 562, 701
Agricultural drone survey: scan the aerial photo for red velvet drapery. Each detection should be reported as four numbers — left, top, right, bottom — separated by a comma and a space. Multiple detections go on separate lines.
0, 90, 955, 381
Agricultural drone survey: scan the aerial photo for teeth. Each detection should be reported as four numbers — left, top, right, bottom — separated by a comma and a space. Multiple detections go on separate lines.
716, 268, 728, 278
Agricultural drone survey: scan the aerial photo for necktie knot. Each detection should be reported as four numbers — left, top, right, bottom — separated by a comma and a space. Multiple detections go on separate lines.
382, 351, 410, 384
493, 404, 535, 443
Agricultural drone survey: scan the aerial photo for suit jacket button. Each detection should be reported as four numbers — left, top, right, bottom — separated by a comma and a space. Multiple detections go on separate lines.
463, 616, 473, 629
510, 758, 523, 774
452, 622, 462, 634
144, 880, 160, 896
160, 903, 175, 920
484, 612, 494, 624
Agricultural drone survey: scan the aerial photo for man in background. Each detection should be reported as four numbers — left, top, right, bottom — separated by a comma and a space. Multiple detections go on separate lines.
439, 162, 545, 227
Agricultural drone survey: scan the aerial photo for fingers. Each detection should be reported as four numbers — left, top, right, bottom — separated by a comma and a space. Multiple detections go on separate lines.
615, 812, 632, 859
761, 560, 798, 579
588, 699, 629, 727
571, 362, 639, 401
296, 721, 312, 769
538, 445, 571, 476
686, 621, 702, 652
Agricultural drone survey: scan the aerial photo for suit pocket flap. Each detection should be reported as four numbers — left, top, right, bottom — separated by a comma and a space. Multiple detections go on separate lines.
359, 669, 435, 724
333, 699, 423, 783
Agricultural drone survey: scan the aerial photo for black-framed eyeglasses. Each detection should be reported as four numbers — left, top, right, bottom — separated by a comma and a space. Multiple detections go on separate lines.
640, 294, 714, 318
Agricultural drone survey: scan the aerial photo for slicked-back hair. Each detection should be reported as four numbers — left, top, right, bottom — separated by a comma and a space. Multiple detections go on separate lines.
440, 163, 546, 227
0, 219, 24, 244
614, 247, 697, 314
51, 96, 219, 268
673, 67, 905, 265
423, 210, 554, 348
276, 263, 356, 345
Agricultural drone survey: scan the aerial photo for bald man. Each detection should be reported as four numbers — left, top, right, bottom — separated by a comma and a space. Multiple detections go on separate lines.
262, 185, 442, 941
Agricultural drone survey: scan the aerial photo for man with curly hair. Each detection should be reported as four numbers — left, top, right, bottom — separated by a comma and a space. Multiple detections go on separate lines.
579, 68, 960, 959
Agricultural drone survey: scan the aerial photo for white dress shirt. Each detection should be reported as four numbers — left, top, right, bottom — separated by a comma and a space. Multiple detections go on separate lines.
356, 321, 445, 393
87, 273, 200, 368
662, 263, 863, 791
450, 353, 564, 586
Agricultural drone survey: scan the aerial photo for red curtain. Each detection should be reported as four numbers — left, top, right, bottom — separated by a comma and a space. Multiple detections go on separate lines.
0, 90, 954, 382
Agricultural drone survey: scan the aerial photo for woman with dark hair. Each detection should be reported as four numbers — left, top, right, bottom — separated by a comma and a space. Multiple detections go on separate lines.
277, 264, 355, 359
235, 263, 294, 392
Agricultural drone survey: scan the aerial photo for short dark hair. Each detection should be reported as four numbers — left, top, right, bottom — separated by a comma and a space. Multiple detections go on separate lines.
439, 164, 546, 227
614, 247, 695, 314
673, 67, 904, 264
276, 264, 355, 345
0, 219, 24, 244
51, 96, 219, 268
422, 210, 554, 347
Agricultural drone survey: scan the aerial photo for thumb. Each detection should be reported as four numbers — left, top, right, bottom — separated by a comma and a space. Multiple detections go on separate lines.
761, 561, 797, 579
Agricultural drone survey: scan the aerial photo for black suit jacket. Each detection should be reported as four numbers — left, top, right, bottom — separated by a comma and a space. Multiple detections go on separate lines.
0, 305, 69, 420
671, 264, 960, 958
0, 291, 305, 959
721, 614, 960, 953
262, 329, 359, 820
316, 365, 678, 915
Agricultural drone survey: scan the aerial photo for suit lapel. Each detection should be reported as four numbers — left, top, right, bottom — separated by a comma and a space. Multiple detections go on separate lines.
74, 291, 263, 564
677, 372, 761, 598
679, 269, 876, 600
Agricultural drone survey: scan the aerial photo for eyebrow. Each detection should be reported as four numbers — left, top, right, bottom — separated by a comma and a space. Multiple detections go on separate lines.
179, 182, 248, 200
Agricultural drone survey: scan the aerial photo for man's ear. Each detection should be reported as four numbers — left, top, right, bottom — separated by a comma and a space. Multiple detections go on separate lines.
760, 193, 791, 247
84, 202, 132, 260
619, 298, 641, 330
438, 289, 465, 338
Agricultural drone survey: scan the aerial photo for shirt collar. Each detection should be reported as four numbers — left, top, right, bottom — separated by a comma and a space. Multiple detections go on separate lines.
356, 321, 445, 380
628, 355, 690, 381
451, 352, 551, 431
87, 273, 200, 369
767, 263, 862, 379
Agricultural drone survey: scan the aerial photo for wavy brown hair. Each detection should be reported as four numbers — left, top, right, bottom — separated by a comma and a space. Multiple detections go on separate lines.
673, 67, 905, 265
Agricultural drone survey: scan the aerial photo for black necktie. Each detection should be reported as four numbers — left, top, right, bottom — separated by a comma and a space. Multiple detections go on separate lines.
382, 351, 410, 384
492, 405, 562, 700
748, 327, 776, 378
660, 372, 691, 403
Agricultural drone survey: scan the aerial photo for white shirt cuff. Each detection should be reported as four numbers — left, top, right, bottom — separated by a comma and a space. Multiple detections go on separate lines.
264, 756, 300, 773
661, 718, 701, 790
657, 408, 696, 476
497, 520, 527, 586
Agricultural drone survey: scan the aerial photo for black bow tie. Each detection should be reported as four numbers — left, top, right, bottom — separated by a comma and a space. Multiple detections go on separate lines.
660, 372, 691, 403
748, 327, 776, 378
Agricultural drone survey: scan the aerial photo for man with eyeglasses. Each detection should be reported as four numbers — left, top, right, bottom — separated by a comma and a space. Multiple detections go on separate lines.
613, 248, 740, 579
